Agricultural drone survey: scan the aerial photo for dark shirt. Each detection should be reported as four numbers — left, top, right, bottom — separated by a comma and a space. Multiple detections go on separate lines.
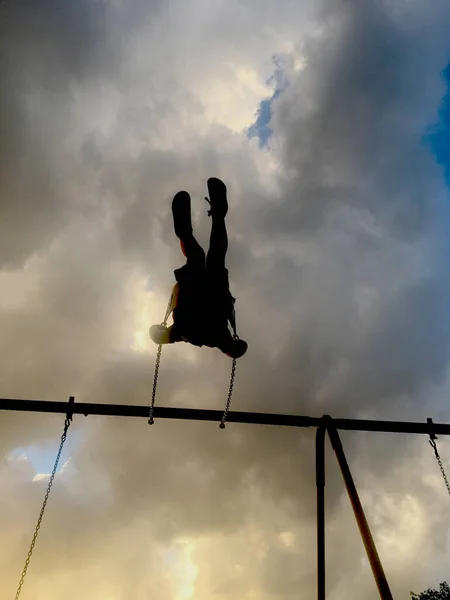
173, 265, 234, 347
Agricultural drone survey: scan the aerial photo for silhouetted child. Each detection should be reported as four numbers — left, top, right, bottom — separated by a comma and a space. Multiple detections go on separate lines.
150, 178, 248, 359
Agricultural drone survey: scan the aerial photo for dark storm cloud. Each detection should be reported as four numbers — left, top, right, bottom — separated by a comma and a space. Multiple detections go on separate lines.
0, 0, 165, 269
230, 0, 450, 418
0, 0, 106, 267
267, 0, 450, 237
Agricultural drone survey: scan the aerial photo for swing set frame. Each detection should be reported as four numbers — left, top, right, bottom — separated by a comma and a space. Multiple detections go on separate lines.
2, 395, 450, 600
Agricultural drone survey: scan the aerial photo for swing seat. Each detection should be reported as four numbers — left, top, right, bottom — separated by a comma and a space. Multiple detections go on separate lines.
149, 324, 174, 345
149, 323, 248, 358
149, 271, 247, 358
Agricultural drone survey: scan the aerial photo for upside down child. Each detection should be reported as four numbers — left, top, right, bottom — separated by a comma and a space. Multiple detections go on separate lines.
150, 178, 248, 360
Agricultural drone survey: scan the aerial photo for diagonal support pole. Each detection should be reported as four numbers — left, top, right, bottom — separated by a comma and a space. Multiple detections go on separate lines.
316, 422, 326, 600
324, 416, 393, 600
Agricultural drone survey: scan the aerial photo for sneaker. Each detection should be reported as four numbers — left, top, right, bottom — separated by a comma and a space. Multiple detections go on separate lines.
226, 338, 248, 359
206, 177, 228, 218
218, 334, 247, 359
172, 191, 192, 239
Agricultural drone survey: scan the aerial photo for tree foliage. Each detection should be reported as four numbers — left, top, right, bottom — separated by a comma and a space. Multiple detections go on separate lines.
411, 582, 450, 600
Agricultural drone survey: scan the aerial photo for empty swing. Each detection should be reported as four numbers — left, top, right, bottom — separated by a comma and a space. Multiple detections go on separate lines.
148, 178, 247, 428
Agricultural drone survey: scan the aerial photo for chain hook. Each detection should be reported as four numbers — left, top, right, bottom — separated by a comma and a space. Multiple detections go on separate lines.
65, 396, 75, 431
427, 417, 450, 498
428, 417, 437, 452
427, 417, 437, 441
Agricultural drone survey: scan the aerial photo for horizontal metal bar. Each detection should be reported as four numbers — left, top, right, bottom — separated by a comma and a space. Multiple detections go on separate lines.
1, 398, 450, 435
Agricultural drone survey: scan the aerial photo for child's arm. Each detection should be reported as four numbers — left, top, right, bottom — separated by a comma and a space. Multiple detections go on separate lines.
168, 283, 179, 317
149, 284, 180, 345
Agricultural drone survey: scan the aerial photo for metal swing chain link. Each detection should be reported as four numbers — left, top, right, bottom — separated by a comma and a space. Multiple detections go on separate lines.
150, 349, 237, 428
148, 285, 239, 428
429, 438, 450, 497
220, 358, 237, 429
14, 417, 71, 600
148, 291, 174, 427
148, 342, 163, 425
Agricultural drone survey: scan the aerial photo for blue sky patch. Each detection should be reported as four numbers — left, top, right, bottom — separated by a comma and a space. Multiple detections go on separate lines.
423, 62, 450, 187
10, 430, 81, 475
247, 92, 281, 148
246, 54, 289, 148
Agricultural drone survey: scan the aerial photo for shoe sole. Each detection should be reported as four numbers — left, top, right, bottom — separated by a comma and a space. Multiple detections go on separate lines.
207, 177, 227, 196
206, 178, 228, 216
172, 191, 192, 238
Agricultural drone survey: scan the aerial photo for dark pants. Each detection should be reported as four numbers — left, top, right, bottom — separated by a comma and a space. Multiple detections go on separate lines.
172, 217, 235, 349
179, 212, 228, 271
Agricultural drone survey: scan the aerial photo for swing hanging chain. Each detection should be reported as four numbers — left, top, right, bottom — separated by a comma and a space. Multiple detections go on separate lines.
14, 417, 71, 600
427, 417, 450, 498
149, 288, 239, 428
429, 438, 450, 497
220, 358, 237, 429
148, 291, 174, 426
148, 342, 163, 425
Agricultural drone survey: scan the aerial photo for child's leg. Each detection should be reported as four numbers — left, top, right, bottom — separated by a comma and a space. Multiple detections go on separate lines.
204, 179, 234, 346
172, 191, 205, 268
205, 178, 228, 271
180, 237, 205, 268
206, 216, 228, 271
171, 191, 206, 345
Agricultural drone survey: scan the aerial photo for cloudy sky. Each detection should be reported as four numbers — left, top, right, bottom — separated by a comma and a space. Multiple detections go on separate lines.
2, 0, 450, 598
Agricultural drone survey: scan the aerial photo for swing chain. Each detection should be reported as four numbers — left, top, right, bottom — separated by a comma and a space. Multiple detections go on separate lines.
149, 286, 239, 428
148, 343, 163, 425
429, 437, 450, 497
427, 419, 450, 497
220, 358, 237, 429
148, 291, 174, 426
14, 416, 72, 600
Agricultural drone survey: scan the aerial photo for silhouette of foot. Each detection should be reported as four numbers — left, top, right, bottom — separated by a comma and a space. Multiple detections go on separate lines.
205, 178, 228, 218
225, 338, 248, 359
172, 191, 192, 239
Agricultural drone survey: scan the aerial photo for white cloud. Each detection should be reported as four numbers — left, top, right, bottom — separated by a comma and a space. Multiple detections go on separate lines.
32, 473, 50, 482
